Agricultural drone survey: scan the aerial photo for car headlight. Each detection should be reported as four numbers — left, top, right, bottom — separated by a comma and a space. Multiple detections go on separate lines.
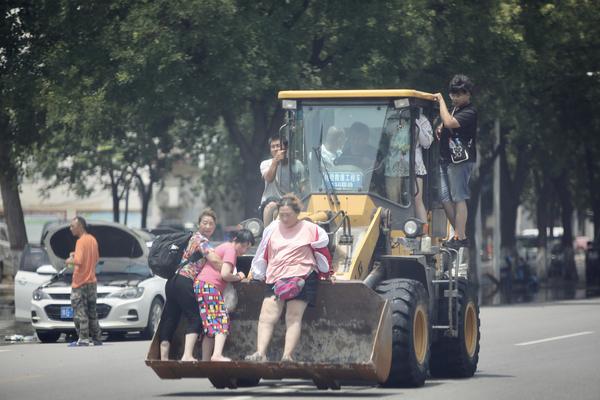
108, 287, 145, 299
32, 289, 50, 301
403, 218, 424, 238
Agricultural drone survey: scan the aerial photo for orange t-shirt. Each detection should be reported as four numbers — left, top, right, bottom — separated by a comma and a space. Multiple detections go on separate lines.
71, 233, 99, 288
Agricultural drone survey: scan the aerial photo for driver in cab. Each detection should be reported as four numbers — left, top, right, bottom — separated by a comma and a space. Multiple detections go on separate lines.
337, 122, 377, 170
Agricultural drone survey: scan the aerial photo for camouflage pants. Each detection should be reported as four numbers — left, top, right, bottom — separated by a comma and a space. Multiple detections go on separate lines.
71, 283, 102, 341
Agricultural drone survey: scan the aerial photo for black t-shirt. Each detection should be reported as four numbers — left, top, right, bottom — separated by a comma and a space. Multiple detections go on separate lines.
439, 103, 477, 163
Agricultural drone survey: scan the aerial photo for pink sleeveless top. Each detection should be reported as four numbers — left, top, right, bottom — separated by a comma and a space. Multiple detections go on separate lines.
266, 220, 316, 284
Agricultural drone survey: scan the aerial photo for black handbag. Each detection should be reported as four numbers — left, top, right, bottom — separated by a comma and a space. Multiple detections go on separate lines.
450, 138, 469, 164
448, 107, 469, 164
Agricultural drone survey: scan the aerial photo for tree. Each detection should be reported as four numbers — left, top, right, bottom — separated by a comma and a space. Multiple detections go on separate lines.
0, 3, 58, 254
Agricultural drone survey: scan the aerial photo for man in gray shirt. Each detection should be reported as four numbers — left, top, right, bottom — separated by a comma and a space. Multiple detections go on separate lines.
259, 136, 303, 225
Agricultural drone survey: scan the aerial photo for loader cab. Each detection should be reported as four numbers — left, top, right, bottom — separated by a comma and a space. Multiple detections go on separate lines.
280, 90, 441, 231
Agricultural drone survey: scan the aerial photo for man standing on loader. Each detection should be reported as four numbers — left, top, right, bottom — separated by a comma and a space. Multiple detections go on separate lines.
434, 74, 477, 249
258, 135, 303, 225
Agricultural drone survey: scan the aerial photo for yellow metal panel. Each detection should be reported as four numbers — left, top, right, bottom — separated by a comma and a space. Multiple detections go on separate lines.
336, 207, 382, 281
300, 210, 329, 223
306, 195, 377, 227
278, 89, 436, 102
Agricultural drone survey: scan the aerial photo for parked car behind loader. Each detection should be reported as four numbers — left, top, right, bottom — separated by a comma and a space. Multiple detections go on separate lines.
146, 89, 481, 389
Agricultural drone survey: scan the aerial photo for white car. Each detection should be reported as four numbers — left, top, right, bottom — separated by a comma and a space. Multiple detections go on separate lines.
24, 221, 166, 343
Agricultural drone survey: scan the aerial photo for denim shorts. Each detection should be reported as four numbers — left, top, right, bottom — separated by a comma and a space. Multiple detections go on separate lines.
439, 162, 474, 202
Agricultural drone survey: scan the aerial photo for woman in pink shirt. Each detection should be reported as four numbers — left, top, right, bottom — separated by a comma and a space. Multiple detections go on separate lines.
246, 194, 333, 362
194, 229, 254, 362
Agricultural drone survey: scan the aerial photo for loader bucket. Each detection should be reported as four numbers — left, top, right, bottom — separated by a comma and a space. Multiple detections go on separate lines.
146, 280, 392, 389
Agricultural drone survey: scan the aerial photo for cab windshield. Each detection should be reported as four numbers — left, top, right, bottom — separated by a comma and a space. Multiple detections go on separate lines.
289, 101, 413, 204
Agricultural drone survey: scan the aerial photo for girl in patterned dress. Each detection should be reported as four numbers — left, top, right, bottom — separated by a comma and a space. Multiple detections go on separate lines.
194, 229, 255, 362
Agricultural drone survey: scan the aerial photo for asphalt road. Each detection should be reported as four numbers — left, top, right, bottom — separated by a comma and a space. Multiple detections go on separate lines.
1, 298, 600, 400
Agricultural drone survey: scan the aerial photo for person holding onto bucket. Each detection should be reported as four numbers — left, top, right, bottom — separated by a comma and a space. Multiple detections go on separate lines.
245, 194, 333, 362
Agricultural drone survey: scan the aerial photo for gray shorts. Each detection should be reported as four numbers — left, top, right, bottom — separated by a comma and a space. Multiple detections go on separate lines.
439, 162, 474, 202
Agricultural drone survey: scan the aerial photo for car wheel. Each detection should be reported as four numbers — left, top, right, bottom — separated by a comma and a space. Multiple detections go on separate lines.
36, 330, 61, 343
142, 297, 164, 340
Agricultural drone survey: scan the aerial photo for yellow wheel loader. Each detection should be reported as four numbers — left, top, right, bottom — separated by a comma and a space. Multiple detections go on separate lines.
146, 89, 481, 389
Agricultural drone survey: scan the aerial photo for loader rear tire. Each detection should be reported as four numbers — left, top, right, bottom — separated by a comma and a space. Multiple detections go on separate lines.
429, 279, 480, 378
375, 279, 430, 387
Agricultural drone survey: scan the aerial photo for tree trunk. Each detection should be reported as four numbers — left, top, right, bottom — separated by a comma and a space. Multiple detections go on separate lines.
466, 143, 502, 286
136, 172, 154, 229
222, 102, 284, 219
499, 142, 529, 253
534, 169, 551, 279
553, 171, 578, 281
584, 146, 600, 239
108, 170, 120, 223
0, 141, 28, 277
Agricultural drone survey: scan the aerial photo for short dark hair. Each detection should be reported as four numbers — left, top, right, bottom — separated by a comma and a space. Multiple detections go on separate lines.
268, 135, 288, 147
449, 74, 474, 94
233, 228, 255, 246
348, 121, 369, 137
73, 216, 87, 231
277, 193, 302, 214
198, 208, 217, 224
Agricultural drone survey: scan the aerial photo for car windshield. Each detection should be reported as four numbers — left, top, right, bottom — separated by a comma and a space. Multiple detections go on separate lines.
289, 101, 413, 204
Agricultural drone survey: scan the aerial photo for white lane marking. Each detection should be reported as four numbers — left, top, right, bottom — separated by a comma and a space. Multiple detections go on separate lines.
0, 349, 12, 353
515, 331, 594, 346
0, 374, 45, 384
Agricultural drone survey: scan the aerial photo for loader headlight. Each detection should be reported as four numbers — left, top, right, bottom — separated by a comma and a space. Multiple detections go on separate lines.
239, 218, 264, 238
32, 288, 50, 301
108, 287, 144, 299
403, 218, 424, 238
282, 100, 297, 110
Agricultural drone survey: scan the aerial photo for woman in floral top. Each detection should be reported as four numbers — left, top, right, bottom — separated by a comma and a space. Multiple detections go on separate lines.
159, 208, 223, 361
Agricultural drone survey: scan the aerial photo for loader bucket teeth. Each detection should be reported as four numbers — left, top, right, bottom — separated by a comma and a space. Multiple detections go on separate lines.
146, 281, 392, 389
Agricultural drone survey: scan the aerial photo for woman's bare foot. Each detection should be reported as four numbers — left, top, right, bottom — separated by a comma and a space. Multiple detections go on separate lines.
281, 355, 294, 363
211, 355, 231, 362
180, 356, 198, 362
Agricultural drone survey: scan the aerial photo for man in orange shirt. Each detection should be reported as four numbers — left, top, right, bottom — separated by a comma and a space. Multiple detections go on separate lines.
66, 217, 102, 347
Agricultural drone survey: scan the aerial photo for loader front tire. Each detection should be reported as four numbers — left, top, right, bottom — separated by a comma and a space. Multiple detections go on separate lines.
429, 280, 480, 378
376, 279, 430, 387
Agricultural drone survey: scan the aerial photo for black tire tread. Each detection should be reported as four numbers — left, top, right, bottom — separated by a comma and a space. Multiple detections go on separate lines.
36, 330, 61, 343
142, 297, 164, 340
429, 279, 480, 378
376, 278, 430, 387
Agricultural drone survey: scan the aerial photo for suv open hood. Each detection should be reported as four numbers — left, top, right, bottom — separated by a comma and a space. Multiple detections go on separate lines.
43, 221, 148, 269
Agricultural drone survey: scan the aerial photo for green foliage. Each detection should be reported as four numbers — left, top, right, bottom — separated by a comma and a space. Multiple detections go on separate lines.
2, 0, 600, 236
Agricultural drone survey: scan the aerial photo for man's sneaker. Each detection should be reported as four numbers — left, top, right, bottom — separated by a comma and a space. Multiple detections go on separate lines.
68, 340, 89, 347
92, 340, 103, 346
443, 237, 469, 250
